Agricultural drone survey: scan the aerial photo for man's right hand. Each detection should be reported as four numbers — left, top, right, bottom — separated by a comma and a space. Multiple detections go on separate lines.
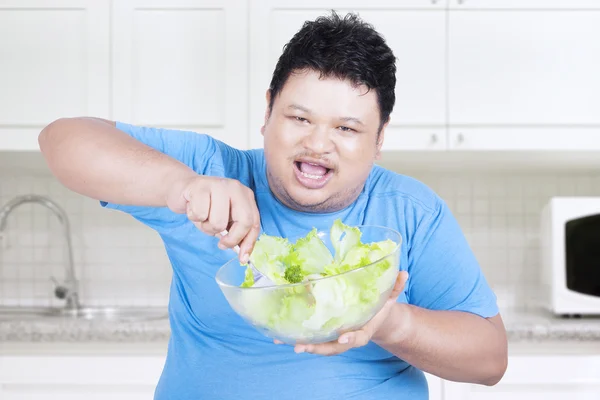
167, 176, 261, 262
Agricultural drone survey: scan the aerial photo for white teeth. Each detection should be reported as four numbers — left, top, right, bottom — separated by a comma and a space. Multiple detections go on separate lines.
301, 171, 324, 180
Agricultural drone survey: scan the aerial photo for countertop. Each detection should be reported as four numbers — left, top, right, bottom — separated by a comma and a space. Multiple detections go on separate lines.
1, 307, 599, 343
0, 314, 171, 342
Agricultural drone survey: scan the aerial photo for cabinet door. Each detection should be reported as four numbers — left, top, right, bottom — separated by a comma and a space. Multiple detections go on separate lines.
0, 355, 164, 400
443, 354, 600, 400
0, 385, 155, 400
248, 0, 448, 151
448, 2, 600, 150
112, 0, 248, 148
448, 127, 600, 151
449, 0, 600, 9
0, 0, 110, 151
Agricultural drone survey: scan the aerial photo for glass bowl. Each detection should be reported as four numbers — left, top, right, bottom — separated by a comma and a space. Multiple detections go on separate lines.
215, 225, 402, 345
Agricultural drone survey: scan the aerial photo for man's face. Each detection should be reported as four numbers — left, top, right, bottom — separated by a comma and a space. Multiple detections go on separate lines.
262, 69, 387, 213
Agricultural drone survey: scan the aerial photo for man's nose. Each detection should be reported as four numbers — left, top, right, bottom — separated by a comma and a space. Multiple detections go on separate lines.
302, 125, 335, 154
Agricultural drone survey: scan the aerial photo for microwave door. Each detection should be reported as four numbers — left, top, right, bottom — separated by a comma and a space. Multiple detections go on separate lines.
565, 214, 600, 297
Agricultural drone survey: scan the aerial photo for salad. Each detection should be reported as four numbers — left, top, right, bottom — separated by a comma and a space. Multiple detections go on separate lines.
238, 219, 400, 340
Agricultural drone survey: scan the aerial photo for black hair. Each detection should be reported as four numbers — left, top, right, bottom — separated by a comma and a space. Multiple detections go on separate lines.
268, 11, 397, 131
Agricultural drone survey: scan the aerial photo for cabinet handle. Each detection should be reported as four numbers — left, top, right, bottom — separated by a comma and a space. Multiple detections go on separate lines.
431, 0, 439, 4
456, 133, 464, 144
457, 0, 465, 4
430, 134, 438, 144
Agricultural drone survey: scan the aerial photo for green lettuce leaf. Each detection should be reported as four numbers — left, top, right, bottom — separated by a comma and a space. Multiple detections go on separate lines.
330, 219, 362, 263
249, 234, 292, 285
291, 228, 333, 274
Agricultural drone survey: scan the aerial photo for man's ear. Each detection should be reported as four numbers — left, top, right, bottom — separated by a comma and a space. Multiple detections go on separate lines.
261, 89, 272, 136
375, 118, 389, 160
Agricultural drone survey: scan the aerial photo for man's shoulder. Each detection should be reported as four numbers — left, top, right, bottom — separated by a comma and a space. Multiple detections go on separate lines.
366, 165, 441, 213
114, 121, 265, 181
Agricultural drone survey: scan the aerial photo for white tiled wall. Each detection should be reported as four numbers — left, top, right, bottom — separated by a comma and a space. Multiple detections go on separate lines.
0, 171, 172, 307
1, 162, 599, 310
407, 170, 600, 310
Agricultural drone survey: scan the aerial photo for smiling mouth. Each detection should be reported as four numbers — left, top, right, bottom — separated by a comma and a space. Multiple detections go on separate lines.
293, 161, 334, 189
294, 161, 331, 178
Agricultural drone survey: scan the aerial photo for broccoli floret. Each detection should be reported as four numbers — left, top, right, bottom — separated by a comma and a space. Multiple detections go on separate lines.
284, 264, 304, 284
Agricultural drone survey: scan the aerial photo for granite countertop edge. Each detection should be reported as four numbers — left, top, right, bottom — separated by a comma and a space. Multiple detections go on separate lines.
2, 313, 599, 343
0, 319, 172, 343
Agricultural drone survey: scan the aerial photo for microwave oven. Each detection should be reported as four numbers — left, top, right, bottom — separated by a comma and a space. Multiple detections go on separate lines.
540, 197, 600, 316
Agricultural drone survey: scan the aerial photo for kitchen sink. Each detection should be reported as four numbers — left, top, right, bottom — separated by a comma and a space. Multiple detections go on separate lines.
0, 306, 169, 322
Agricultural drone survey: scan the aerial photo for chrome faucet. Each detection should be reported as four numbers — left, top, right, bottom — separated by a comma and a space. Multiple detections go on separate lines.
0, 194, 80, 310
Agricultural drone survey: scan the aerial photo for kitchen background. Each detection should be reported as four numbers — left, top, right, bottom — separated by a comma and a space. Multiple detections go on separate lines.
3, 160, 600, 311
1, 0, 600, 399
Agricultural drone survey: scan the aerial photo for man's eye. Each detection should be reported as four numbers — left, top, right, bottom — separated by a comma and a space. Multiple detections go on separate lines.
295, 116, 308, 123
338, 126, 355, 132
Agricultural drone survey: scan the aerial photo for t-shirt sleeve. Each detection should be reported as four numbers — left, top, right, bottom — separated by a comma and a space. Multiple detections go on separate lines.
99, 121, 221, 230
406, 200, 499, 319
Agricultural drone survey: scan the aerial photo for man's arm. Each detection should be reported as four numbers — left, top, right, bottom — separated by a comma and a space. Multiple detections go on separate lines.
38, 117, 261, 254
38, 117, 197, 208
373, 305, 508, 386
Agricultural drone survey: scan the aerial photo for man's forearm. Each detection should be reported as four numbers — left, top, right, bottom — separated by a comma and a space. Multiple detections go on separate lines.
38, 117, 197, 208
373, 304, 508, 386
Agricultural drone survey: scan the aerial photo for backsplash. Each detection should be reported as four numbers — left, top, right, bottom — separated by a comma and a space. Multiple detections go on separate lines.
0, 171, 172, 307
1, 160, 599, 310
406, 170, 600, 310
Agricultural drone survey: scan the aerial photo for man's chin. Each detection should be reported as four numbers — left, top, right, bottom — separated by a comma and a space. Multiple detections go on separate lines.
290, 195, 329, 210
283, 187, 333, 212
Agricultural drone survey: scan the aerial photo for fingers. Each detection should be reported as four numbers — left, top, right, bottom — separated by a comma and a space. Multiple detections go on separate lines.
294, 342, 348, 356
337, 329, 371, 348
236, 222, 260, 262
390, 270, 409, 299
201, 190, 230, 236
224, 185, 260, 257
221, 193, 253, 249
238, 197, 261, 259
285, 327, 371, 356
187, 187, 230, 237
186, 190, 210, 225
183, 178, 260, 261
294, 339, 356, 356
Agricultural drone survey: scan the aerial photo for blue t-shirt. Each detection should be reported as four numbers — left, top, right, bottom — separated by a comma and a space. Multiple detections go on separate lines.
101, 122, 498, 400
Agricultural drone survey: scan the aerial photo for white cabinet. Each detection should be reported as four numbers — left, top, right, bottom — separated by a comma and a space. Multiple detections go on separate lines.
0, 0, 247, 151
0, 355, 165, 400
449, 0, 600, 9
0, 356, 437, 400
2, 0, 600, 157
1, 348, 600, 399
447, 128, 600, 151
0, 0, 110, 151
112, 0, 248, 148
443, 353, 600, 400
448, 1, 600, 151
248, 0, 448, 151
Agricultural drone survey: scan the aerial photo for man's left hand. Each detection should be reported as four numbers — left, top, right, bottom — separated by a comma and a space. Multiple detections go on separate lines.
274, 270, 409, 356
